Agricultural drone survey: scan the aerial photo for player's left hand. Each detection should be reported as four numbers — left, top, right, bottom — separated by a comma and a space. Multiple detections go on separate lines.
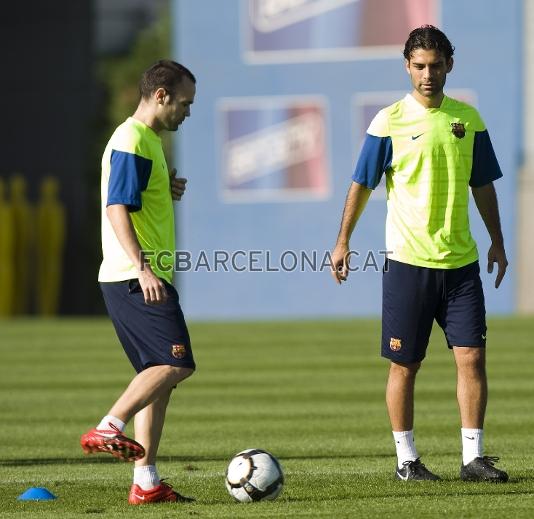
330, 243, 350, 285
487, 242, 508, 289
170, 168, 187, 201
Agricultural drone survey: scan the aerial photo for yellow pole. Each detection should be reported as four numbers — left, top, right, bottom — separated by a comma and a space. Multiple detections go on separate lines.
0, 178, 15, 316
36, 177, 66, 316
10, 175, 34, 315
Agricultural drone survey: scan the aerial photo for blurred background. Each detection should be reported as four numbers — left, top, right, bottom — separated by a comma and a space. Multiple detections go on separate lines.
1, 0, 532, 319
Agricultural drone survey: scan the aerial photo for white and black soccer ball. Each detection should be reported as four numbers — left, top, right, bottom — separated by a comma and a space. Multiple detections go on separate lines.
225, 449, 284, 502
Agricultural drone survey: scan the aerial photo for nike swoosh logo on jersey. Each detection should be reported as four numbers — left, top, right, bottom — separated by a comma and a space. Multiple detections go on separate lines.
411, 134, 424, 140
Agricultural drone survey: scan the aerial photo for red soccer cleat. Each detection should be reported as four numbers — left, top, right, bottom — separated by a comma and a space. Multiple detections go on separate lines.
128, 481, 195, 505
80, 423, 145, 462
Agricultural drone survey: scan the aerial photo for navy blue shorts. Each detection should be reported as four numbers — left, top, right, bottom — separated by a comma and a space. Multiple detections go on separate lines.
382, 259, 486, 363
100, 279, 196, 373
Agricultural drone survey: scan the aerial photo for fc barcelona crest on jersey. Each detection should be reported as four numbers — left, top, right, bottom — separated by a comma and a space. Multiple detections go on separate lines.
451, 122, 466, 139
390, 338, 402, 352
171, 344, 187, 359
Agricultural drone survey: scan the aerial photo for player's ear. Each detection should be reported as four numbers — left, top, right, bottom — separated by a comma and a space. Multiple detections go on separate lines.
404, 58, 411, 75
446, 57, 454, 73
154, 87, 167, 105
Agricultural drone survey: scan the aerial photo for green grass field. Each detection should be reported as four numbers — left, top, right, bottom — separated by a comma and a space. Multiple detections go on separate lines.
1, 317, 533, 518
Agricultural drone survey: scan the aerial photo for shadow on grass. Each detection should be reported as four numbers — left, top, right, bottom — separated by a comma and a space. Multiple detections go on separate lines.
0, 452, 395, 467
280, 486, 534, 504
2, 451, 521, 468
0, 454, 391, 467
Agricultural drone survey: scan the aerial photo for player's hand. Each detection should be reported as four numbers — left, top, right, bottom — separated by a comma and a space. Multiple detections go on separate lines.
487, 242, 508, 289
169, 168, 187, 201
138, 266, 168, 305
331, 243, 350, 285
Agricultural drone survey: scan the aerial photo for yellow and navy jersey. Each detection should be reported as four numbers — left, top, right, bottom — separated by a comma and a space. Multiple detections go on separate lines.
99, 117, 175, 283
353, 94, 502, 269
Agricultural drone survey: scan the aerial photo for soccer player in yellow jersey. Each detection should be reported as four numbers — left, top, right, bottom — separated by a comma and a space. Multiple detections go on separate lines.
331, 26, 508, 482
81, 60, 197, 503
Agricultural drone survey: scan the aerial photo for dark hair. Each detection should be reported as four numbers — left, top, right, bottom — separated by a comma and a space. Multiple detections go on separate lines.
403, 25, 454, 61
139, 60, 196, 100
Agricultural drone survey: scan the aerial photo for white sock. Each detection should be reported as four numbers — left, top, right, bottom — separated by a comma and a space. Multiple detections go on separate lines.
461, 428, 483, 465
96, 415, 125, 432
393, 430, 419, 469
133, 465, 160, 490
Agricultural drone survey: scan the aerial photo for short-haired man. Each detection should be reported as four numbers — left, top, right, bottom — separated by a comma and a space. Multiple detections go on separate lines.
331, 26, 509, 482
81, 60, 197, 503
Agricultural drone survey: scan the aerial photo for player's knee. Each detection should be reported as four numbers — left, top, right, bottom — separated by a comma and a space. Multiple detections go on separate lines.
168, 365, 195, 384
180, 366, 195, 380
390, 360, 421, 378
455, 347, 485, 372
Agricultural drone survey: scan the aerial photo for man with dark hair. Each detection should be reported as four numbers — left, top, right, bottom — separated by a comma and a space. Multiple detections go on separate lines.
80, 60, 197, 504
139, 60, 197, 103
331, 26, 509, 482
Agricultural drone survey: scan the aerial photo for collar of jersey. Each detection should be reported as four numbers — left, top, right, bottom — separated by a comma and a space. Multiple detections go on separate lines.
405, 93, 449, 113
127, 117, 161, 141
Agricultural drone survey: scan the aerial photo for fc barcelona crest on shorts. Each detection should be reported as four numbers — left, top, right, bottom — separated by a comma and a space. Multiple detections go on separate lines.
171, 344, 187, 359
451, 122, 466, 138
390, 337, 402, 352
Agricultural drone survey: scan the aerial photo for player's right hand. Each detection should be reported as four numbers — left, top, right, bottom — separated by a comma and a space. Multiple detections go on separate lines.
487, 242, 508, 289
330, 243, 350, 285
169, 168, 187, 201
138, 266, 168, 305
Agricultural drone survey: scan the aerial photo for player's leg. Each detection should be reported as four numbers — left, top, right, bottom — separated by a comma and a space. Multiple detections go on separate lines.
381, 259, 440, 480
454, 347, 506, 481
453, 346, 486, 429
82, 279, 196, 471
386, 360, 420, 432
125, 280, 196, 502
129, 391, 171, 502
134, 388, 172, 468
128, 388, 194, 504
386, 360, 440, 480
438, 261, 507, 482
108, 364, 193, 423
82, 365, 191, 460
84, 366, 192, 462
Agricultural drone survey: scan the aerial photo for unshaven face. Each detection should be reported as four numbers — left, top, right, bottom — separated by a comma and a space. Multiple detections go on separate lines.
405, 48, 453, 102
160, 77, 196, 131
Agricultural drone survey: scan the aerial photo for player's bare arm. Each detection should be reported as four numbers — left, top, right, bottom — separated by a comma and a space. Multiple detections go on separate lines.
331, 181, 372, 284
169, 167, 187, 201
106, 204, 168, 304
471, 182, 508, 288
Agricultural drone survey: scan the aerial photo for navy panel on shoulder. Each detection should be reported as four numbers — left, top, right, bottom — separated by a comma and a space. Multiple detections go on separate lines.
470, 130, 503, 188
107, 150, 152, 212
352, 134, 392, 189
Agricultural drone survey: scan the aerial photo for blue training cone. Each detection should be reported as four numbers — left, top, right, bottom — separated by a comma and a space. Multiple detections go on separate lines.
17, 487, 57, 501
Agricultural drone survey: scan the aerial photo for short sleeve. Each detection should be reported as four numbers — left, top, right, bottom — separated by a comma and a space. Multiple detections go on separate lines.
352, 134, 392, 189
468, 107, 486, 133
469, 130, 503, 188
367, 109, 390, 137
107, 150, 152, 212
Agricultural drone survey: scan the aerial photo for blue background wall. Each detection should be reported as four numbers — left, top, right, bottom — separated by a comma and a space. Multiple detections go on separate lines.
173, 0, 522, 320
